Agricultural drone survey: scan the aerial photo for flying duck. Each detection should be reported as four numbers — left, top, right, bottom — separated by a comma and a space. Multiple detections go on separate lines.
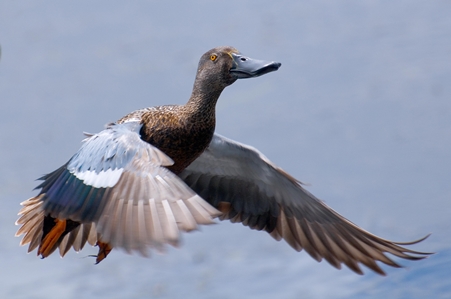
16, 46, 430, 275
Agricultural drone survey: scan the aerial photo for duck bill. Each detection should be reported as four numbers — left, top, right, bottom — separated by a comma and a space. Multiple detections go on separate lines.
230, 53, 281, 79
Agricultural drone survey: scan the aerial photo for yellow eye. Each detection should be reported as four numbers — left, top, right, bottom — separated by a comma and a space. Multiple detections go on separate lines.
210, 54, 217, 61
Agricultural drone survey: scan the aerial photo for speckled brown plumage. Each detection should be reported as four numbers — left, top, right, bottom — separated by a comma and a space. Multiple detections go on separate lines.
117, 46, 240, 173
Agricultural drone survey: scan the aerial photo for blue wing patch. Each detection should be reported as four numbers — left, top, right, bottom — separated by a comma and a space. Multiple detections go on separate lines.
38, 165, 108, 222
38, 121, 173, 222
21, 121, 220, 255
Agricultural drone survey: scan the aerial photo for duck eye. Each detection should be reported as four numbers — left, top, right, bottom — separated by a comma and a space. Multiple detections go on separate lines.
210, 54, 217, 61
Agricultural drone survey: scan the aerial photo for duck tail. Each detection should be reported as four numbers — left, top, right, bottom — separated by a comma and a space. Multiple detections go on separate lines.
15, 194, 99, 259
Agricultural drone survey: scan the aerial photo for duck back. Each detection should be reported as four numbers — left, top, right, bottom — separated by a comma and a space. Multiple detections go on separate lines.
118, 105, 215, 174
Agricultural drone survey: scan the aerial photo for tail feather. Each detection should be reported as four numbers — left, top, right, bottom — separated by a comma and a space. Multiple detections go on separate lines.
16, 194, 99, 259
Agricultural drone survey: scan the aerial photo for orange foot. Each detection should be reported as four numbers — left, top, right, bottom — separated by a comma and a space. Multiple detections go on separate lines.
95, 241, 112, 264
38, 218, 66, 258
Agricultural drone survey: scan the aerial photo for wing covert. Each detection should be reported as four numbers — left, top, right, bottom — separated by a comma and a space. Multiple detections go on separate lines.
17, 122, 220, 256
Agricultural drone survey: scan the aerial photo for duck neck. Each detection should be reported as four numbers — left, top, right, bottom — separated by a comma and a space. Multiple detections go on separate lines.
185, 80, 224, 126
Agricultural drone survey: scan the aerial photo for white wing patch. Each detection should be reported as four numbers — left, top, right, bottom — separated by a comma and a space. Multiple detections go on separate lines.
72, 168, 124, 188
16, 121, 222, 259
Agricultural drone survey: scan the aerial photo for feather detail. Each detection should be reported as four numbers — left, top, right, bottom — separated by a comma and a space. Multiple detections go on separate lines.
179, 133, 432, 275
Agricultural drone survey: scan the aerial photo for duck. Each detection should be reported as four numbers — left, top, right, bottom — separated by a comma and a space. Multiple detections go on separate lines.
16, 46, 431, 275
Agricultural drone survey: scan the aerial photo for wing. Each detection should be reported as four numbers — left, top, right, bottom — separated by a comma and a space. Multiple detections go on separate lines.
16, 121, 220, 256
178, 134, 431, 275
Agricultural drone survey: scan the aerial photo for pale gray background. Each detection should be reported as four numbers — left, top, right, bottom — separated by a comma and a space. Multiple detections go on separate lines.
0, 1, 450, 298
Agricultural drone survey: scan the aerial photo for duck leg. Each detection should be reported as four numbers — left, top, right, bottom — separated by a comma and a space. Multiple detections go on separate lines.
95, 240, 113, 264
37, 216, 81, 258
38, 218, 67, 258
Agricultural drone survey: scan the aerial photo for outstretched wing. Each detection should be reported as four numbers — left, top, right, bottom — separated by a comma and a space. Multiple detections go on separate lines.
16, 122, 220, 256
179, 134, 431, 275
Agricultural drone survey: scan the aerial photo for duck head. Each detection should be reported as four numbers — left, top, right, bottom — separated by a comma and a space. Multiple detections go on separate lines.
194, 46, 281, 92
